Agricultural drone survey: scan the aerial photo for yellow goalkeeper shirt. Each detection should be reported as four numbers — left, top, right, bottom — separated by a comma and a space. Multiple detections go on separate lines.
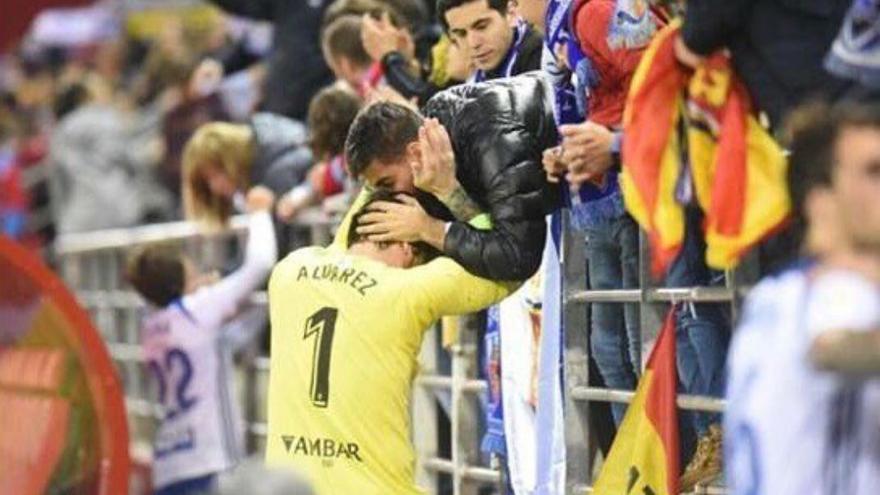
265, 245, 513, 494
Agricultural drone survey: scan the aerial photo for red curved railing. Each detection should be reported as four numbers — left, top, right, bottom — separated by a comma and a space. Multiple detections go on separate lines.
0, 236, 130, 494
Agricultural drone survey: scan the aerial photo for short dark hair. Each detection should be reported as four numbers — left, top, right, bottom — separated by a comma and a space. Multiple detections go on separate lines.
345, 102, 423, 177
308, 84, 363, 159
347, 189, 441, 262
437, 0, 508, 31
126, 244, 185, 307
784, 99, 880, 245
322, 15, 373, 68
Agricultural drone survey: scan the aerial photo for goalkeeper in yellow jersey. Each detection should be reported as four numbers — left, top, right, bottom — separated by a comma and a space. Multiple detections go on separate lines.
265, 189, 515, 494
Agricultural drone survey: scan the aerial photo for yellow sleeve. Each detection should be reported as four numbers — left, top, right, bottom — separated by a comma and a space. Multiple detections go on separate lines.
406, 257, 519, 321
330, 188, 371, 251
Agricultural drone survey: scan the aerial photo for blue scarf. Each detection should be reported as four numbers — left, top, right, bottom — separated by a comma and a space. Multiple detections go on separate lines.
826, 0, 880, 88
481, 305, 507, 456
544, 0, 625, 230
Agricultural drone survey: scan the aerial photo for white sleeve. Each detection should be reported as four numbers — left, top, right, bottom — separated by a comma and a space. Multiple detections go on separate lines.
185, 210, 277, 329
806, 269, 880, 339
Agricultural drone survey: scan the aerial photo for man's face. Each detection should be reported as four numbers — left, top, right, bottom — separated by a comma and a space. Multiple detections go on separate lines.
200, 165, 237, 199
445, 0, 515, 72
831, 126, 880, 253
361, 159, 415, 193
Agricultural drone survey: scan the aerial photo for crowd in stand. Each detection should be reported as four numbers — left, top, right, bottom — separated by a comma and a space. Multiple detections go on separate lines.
4, 0, 880, 494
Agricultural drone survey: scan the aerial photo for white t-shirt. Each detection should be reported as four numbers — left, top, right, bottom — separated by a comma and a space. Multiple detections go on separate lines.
726, 265, 880, 495
142, 211, 276, 489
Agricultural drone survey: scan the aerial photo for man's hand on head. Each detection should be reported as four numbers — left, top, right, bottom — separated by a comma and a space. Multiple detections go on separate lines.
356, 194, 447, 249
412, 118, 459, 199
559, 121, 615, 187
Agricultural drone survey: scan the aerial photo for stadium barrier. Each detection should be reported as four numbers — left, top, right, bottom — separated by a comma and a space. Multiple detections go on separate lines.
54, 208, 735, 495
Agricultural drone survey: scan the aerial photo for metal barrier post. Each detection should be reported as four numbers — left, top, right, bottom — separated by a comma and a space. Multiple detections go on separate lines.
450, 314, 481, 495
561, 211, 593, 492
413, 324, 440, 491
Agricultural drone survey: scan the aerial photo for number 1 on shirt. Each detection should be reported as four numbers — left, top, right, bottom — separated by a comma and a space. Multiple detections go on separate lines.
304, 307, 338, 408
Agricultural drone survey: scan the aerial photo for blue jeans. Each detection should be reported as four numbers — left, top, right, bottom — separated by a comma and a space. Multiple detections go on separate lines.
667, 207, 730, 438
584, 214, 641, 424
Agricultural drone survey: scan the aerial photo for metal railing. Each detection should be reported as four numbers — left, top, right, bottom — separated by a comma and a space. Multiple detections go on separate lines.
53, 207, 739, 495
560, 210, 736, 494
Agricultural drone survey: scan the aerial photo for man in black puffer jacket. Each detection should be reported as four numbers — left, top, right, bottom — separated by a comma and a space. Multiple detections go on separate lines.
347, 72, 562, 281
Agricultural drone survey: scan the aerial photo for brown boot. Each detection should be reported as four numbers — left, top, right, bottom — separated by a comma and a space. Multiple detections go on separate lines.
680, 424, 723, 492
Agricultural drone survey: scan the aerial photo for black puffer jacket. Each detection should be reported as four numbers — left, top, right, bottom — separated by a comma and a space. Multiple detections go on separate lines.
423, 72, 563, 281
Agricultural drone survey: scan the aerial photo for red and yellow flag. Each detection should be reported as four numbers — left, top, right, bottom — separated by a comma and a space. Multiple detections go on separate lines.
622, 21, 790, 275
593, 310, 680, 495
620, 22, 688, 276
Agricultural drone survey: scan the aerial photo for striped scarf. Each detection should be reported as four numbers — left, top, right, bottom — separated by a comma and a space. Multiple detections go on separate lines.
544, 0, 626, 230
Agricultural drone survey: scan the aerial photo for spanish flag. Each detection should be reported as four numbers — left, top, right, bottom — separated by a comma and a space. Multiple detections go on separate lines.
592, 310, 679, 495
621, 21, 789, 275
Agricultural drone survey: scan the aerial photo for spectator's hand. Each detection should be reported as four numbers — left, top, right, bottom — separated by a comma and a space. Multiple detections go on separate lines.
362, 13, 403, 62
542, 146, 566, 184
559, 121, 615, 187
413, 118, 458, 198
246, 186, 275, 212
446, 39, 474, 82
356, 194, 438, 243
673, 34, 704, 69
276, 195, 299, 222
189, 58, 224, 97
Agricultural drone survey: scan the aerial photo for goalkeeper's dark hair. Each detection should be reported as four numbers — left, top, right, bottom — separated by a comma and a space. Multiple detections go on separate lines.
346, 189, 442, 263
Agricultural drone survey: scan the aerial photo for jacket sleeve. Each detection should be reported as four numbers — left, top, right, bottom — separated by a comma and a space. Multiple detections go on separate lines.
681, 0, 756, 55
443, 126, 549, 281
207, 0, 275, 21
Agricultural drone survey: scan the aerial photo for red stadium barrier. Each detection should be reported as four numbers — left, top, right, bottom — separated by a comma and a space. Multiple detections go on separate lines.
0, 236, 129, 494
